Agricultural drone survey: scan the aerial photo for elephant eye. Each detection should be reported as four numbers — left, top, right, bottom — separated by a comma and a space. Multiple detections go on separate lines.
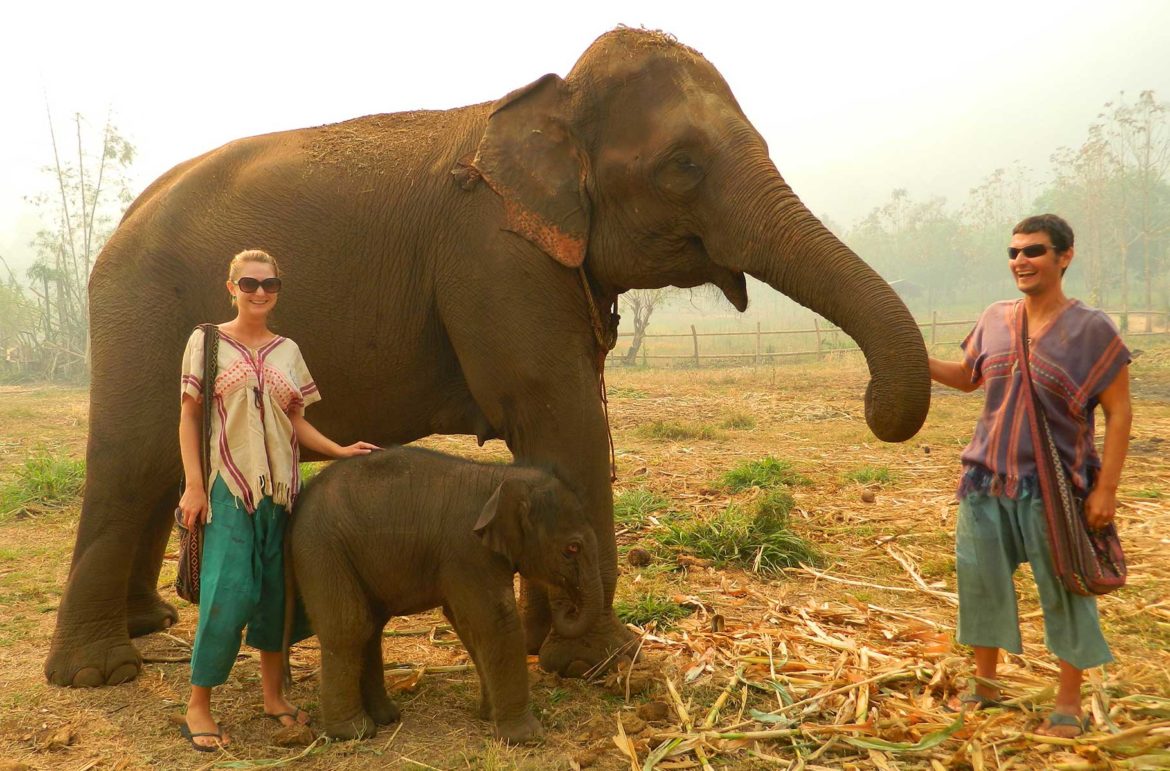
564, 541, 581, 557
657, 151, 705, 194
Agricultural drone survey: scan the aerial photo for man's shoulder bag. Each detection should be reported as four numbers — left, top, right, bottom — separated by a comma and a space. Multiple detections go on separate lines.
1016, 306, 1126, 596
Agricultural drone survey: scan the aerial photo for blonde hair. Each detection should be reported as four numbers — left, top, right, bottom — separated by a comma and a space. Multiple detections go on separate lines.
228, 249, 280, 281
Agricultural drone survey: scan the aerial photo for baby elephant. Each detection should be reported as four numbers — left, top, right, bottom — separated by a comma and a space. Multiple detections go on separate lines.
286, 446, 601, 743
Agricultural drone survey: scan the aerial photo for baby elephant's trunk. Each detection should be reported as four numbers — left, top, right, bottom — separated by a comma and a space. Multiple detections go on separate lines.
550, 556, 603, 639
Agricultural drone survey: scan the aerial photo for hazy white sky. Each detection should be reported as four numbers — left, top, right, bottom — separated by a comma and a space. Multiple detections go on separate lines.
3, 0, 1169, 275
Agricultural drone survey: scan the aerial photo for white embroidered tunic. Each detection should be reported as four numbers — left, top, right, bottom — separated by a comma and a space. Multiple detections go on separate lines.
180, 328, 321, 513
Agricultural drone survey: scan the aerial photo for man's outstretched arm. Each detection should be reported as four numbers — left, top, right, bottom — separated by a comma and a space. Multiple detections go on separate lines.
929, 357, 979, 392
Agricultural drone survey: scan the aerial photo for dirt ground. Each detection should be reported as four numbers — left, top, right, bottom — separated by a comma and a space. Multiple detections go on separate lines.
0, 348, 1168, 770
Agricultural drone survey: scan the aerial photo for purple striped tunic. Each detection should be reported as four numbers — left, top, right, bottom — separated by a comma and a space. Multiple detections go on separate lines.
958, 299, 1129, 498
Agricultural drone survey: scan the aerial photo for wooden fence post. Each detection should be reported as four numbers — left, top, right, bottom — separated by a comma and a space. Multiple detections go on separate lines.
813, 317, 822, 361
930, 310, 938, 349
691, 324, 700, 367
755, 321, 762, 364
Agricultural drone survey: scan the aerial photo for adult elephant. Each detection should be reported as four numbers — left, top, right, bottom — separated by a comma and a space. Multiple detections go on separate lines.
45, 27, 930, 687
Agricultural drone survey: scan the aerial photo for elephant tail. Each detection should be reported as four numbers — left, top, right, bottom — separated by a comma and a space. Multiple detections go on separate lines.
281, 516, 295, 692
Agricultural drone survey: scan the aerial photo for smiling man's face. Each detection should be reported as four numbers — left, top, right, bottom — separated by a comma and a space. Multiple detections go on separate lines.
1008, 231, 1072, 298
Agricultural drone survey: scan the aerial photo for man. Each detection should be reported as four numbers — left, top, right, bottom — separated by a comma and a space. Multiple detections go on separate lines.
929, 214, 1132, 738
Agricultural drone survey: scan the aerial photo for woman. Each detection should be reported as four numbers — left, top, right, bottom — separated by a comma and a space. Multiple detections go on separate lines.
177, 248, 377, 751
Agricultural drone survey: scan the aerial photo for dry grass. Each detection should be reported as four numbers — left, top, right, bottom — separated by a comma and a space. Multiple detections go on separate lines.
1, 345, 1169, 769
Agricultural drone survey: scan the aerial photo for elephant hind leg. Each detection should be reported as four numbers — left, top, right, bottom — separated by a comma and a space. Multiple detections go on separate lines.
304, 570, 378, 739
127, 491, 182, 638
360, 627, 400, 726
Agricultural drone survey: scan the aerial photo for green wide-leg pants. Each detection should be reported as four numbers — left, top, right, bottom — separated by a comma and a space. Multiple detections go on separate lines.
189, 476, 311, 688
955, 491, 1113, 671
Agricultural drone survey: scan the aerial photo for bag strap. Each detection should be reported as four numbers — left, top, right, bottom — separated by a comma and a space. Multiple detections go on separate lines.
198, 324, 219, 489
1015, 305, 1066, 484
1015, 304, 1054, 472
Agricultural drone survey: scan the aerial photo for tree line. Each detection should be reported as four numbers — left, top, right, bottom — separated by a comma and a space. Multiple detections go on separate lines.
2, 91, 1166, 380
844, 91, 1170, 326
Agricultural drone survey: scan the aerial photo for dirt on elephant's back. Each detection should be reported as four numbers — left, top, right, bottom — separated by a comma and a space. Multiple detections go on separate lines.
305, 107, 485, 169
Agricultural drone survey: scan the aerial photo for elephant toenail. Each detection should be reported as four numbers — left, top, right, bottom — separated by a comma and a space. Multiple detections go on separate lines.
73, 668, 105, 688
107, 663, 139, 685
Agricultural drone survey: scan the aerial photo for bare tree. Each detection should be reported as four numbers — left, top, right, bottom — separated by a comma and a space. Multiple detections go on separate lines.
25, 108, 135, 379
1105, 91, 1170, 313
620, 288, 673, 365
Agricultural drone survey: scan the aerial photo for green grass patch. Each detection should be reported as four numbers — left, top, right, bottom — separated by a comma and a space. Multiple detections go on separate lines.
842, 466, 893, 485
614, 488, 671, 527
1133, 488, 1163, 499
658, 504, 822, 574
0, 454, 86, 519
609, 386, 649, 399
299, 461, 330, 484
637, 421, 721, 441
754, 489, 796, 528
920, 556, 955, 579
719, 456, 809, 492
614, 592, 692, 628
719, 411, 757, 430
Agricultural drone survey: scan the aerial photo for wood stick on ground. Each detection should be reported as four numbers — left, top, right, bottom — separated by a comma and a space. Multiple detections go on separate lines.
883, 544, 959, 605
800, 564, 918, 594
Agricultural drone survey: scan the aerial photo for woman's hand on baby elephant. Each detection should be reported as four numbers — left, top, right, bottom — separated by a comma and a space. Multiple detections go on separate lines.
337, 441, 379, 458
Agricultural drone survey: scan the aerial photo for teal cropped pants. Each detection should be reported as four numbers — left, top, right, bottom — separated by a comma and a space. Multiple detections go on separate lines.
955, 491, 1112, 671
189, 476, 311, 688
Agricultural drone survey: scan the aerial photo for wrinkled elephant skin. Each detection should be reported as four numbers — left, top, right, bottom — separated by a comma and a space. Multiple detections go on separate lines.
288, 446, 600, 743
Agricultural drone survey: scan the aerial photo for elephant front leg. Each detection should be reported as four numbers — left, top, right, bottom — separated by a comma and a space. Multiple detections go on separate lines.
444, 604, 491, 721
448, 591, 542, 744
360, 630, 400, 726
532, 485, 638, 677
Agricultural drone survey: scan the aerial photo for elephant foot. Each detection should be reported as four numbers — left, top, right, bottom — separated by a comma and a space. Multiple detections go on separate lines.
126, 592, 179, 638
493, 712, 543, 744
44, 636, 142, 687
538, 611, 638, 678
324, 712, 378, 741
364, 693, 401, 726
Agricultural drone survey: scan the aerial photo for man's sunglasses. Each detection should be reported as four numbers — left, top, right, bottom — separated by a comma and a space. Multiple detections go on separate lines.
233, 277, 282, 293
1008, 244, 1055, 260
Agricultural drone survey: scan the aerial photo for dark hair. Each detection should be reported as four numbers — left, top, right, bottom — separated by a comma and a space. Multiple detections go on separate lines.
1012, 214, 1074, 253
1013, 214, 1073, 276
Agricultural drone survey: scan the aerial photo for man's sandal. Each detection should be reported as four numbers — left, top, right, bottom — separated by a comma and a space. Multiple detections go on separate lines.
1035, 711, 1089, 738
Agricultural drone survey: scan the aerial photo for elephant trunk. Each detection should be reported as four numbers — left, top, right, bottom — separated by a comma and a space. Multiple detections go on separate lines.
550, 552, 603, 639
711, 153, 930, 442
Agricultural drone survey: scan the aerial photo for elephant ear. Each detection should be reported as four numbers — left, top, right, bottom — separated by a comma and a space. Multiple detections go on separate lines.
471, 73, 590, 269
473, 477, 530, 566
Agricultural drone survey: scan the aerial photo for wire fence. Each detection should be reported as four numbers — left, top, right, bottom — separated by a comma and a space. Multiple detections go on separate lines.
616, 310, 1170, 367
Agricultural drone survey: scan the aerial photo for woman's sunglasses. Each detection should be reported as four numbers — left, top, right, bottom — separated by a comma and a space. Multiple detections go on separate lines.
233, 277, 282, 293
1008, 244, 1054, 260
